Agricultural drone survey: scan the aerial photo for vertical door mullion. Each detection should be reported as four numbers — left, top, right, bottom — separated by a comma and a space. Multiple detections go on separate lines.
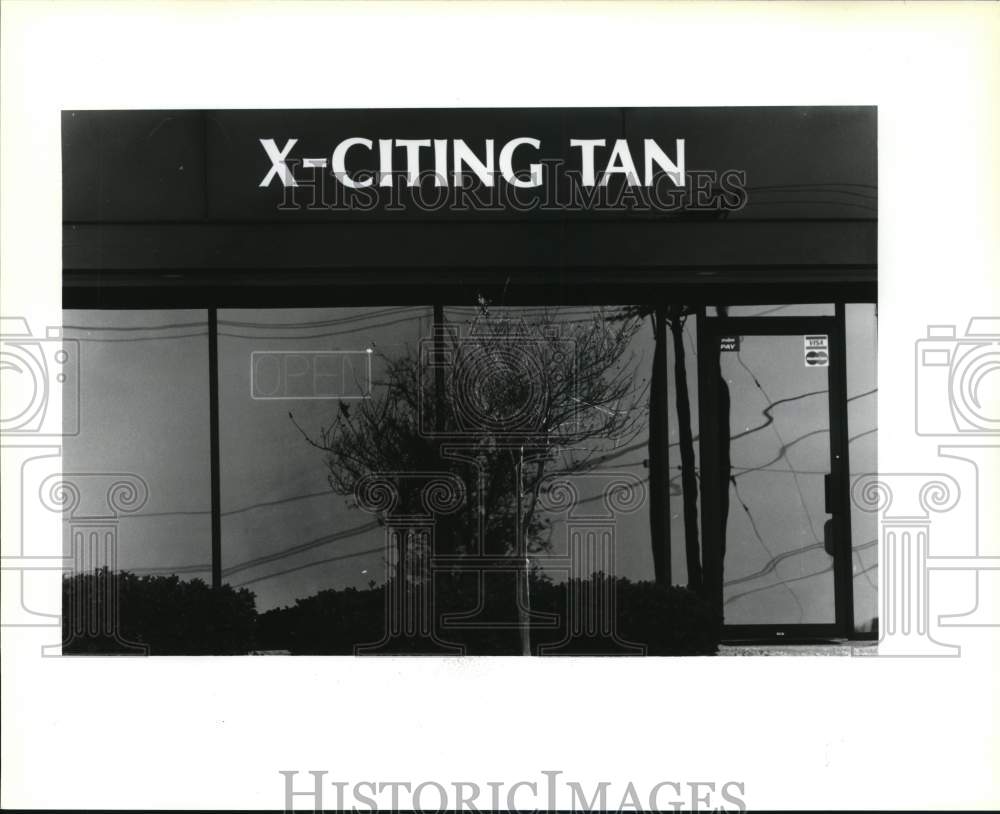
696, 308, 724, 620
829, 304, 855, 636
208, 308, 222, 589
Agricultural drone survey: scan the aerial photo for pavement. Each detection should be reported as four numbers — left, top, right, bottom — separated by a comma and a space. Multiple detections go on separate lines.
718, 641, 878, 656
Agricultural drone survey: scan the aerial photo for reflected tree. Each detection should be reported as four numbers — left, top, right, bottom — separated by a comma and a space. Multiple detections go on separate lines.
293, 304, 646, 652
624, 305, 702, 594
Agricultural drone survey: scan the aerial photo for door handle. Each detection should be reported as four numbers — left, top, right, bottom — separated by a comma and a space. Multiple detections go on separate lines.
824, 474, 838, 556
823, 518, 837, 557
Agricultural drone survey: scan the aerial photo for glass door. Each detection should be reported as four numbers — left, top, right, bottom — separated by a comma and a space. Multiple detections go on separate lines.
699, 315, 853, 640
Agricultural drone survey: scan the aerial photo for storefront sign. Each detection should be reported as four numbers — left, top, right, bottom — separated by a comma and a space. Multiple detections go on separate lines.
62, 107, 877, 224
259, 136, 687, 189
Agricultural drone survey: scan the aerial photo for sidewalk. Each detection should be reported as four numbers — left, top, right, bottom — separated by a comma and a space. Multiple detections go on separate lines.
718, 641, 878, 656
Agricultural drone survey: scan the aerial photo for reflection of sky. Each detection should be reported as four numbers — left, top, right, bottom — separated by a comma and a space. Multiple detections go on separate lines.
721, 335, 834, 624
218, 308, 419, 608
62, 310, 212, 576
63, 305, 876, 622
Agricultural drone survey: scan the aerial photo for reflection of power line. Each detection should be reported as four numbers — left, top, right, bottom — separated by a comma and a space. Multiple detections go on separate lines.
223, 490, 333, 518
132, 562, 212, 576
137, 530, 879, 590
219, 314, 426, 340
63, 321, 206, 331
580, 396, 872, 474
65, 306, 638, 343
749, 186, 877, 198
63, 332, 209, 343
730, 387, 825, 441
726, 563, 832, 608
721, 378, 878, 621
127, 508, 210, 519
128, 519, 381, 578
729, 476, 804, 619
446, 305, 610, 312
733, 427, 827, 480
725, 560, 877, 609
62, 307, 425, 343
746, 182, 876, 191
64, 304, 879, 606
128, 453, 876, 586
855, 546, 878, 591
729, 305, 798, 318
122, 386, 876, 580
187, 386, 867, 563
222, 521, 381, 577
558, 392, 873, 472
566, 476, 651, 509
64, 307, 418, 333
747, 186, 877, 202
220, 309, 635, 338
728, 387, 874, 445
742, 199, 876, 213
725, 539, 876, 588
731, 425, 876, 481
733, 353, 826, 543
220, 306, 423, 329
238, 475, 659, 587
213, 414, 865, 588
129, 489, 334, 520
848, 427, 876, 445
232, 544, 385, 588
728, 352, 833, 621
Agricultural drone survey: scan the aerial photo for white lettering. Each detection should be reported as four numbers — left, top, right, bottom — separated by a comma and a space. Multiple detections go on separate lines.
331, 137, 372, 188
600, 139, 640, 186
395, 139, 431, 186
645, 137, 686, 186
453, 138, 495, 187
499, 137, 543, 188
570, 138, 605, 186
259, 138, 298, 187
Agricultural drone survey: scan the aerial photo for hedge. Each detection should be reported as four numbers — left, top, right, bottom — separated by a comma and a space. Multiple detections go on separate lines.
62, 568, 256, 655
258, 573, 720, 656
64, 569, 720, 656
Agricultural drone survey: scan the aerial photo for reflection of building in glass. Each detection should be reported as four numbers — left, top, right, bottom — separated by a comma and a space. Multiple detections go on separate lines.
60, 107, 877, 653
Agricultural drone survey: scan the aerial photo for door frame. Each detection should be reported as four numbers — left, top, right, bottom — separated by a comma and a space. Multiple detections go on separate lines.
696, 306, 855, 642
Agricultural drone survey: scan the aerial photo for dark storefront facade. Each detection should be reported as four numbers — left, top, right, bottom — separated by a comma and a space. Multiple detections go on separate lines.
61, 107, 877, 652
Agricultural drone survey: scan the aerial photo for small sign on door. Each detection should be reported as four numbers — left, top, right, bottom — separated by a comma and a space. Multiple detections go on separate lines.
719, 336, 740, 352
804, 334, 829, 367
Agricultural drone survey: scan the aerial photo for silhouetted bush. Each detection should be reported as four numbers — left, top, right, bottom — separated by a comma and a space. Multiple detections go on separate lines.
532, 575, 721, 656
62, 568, 257, 655
258, 573, 720, 656
63, 568, 719, 656
257, 585, 385, 655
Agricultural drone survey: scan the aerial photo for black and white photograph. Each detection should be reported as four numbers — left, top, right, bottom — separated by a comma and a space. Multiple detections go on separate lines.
2, 2, 997, 812
58, 106, 877, 656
